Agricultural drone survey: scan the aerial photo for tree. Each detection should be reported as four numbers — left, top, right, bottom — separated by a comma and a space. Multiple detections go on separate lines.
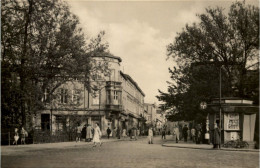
157, 1, 259, 122
1, 0, 110, 130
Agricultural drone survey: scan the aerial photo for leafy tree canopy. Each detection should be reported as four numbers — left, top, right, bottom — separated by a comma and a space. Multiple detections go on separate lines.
1, 0, 110, 128
157, 1, 259, 122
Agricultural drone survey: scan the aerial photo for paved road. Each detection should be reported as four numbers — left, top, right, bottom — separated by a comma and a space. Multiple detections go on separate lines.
2, 136, 259, 168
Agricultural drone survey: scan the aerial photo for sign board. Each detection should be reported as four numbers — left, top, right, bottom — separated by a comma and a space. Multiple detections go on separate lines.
227, 113, 239, 130
200, 102, 207, 110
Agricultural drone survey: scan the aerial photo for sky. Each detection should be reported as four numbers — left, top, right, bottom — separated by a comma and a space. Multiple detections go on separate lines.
67, 0, 258, 105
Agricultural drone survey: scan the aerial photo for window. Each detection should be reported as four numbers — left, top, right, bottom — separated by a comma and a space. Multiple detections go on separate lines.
72, 90, 80, 104
93, 91, 99, 105
42, 88, 50, 103
113, 90, 118, 105
60, 88, 68, 104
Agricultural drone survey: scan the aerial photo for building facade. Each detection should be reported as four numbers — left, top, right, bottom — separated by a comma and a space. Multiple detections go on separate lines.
35, 54, 145, 136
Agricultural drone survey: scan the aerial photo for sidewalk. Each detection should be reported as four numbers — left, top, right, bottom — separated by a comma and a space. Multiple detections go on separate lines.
1, 136, 147, 155
1, 137, 120, 155
162, 139, 259, 152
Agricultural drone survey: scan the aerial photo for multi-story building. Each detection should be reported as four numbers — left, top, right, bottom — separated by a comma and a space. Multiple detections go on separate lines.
120, 72, 145, 130
35, 53, 145, 136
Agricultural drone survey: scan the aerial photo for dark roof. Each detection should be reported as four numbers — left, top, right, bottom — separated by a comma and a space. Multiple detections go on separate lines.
120, 71, 145, 96
91, 52, 122, 62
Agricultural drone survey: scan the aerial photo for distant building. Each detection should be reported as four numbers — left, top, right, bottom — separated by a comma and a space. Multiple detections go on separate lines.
144, 103, 157, 126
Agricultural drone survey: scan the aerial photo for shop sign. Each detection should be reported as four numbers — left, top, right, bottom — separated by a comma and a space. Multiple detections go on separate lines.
227, 113, 239, 130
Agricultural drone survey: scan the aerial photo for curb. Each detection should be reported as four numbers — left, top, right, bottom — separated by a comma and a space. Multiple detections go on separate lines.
162, 144, 259, 152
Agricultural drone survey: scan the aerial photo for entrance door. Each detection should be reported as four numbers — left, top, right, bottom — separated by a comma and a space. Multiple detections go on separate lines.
243, 114, 256, 141
41, 114, 50, 131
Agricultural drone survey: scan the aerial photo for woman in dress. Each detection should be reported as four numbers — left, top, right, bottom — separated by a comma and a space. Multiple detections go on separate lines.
122, 128, 127, 140
86, 124, 92, 142
93, 123, 102, 147
13, 128, 19, 145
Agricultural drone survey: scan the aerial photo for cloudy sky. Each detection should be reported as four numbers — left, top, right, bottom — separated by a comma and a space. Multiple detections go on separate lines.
67, 0, 258, 105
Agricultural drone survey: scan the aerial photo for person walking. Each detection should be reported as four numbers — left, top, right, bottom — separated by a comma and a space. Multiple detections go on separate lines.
173, 124, 179, 143
182, 125, 188, 142
106, 127, 111, 139
76, 125, 81, 142
93, 123, 102, 147
196, 124, 202, 144
113, 127, 117, 138
81, 125, 86, 142
122, 128, 127, 140
13, 128, 19, 145
128, 128, 132, 139
117, 127, 121, 139
162, 128, 166, 140
20, 127, 27, 145
86, 124, 93, 142
213, 123, 221, 149
148, 127, 153, 144
191, 127, 196, 142
132, 127, 137, 140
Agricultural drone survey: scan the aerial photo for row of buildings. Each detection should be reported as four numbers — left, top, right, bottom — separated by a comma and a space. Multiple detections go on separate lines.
34, 54, 166, 135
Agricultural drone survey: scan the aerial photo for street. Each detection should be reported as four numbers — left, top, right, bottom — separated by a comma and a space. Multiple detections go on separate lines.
1, 136, 259, 168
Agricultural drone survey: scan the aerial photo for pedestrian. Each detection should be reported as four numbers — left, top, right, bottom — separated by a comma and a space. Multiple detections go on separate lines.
76, 124, 81, 142
132, 127, 137, 140
148, 127, 153, 144
196, 124, 202, 144
128, 128, 132, 139
122, 128, 127, 140
182, 125, 188, 142
93, 123, 102, 147
213, 123, 221, 149
137, 129, 140, 137
20, 127, 27, 145
86, 124, 93, 142
106, 127, 111, 139
117, 127, 121, 139
162, 128, 166, 139
191, 127, 196, 142
113, 127, 117, 138
81, 125, 86, 142
173, 124, 179, 143
13, 128, 19, 145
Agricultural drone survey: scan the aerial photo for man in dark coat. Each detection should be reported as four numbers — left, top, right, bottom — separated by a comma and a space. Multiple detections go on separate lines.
107, 127, 111, 139
182, 125, 188, 142
213, 123, 221, 149
117, 127, 121, 139
81, 125, 86, 141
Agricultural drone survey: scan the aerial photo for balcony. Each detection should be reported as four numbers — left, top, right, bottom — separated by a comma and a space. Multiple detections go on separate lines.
105, 104, 122, 112
106, 81, 122, 88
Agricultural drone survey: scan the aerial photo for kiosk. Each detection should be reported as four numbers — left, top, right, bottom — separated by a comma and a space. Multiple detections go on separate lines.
208, 97, 258, 148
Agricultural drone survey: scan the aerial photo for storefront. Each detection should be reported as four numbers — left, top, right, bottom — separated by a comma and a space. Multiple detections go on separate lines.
208, 97, 258, 143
